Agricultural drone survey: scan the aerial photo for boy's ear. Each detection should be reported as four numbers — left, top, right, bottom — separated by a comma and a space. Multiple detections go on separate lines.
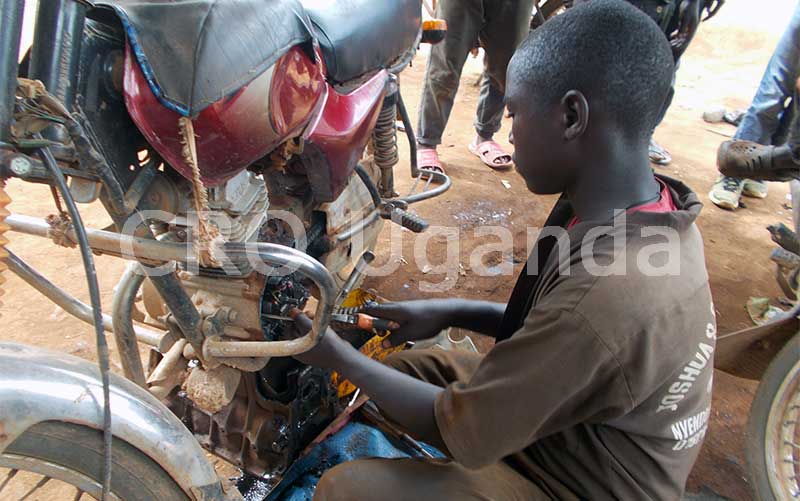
561, 90, 589, 141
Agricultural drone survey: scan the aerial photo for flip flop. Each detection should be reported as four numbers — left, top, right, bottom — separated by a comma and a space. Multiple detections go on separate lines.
468, 139, 513, 170
417, 148, 446, 180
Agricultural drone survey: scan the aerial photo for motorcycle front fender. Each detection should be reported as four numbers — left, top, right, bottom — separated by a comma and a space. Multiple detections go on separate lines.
0, 342, 232, 500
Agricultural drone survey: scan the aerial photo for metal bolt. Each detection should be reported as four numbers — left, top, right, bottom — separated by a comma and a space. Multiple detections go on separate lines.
10, 156, 32, 176
222, 307, 239, 323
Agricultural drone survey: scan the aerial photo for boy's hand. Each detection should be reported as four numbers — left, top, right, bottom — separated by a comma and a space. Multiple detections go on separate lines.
291, 312, 355, 370
670, 0, 701, 60
363, 300, 455, 347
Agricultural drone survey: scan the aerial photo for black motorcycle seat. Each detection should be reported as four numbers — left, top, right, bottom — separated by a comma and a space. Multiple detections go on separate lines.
300, 0, 421, 84
93, 0, 315, 116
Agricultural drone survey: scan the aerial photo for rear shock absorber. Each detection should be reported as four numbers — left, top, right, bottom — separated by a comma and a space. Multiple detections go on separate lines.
373, 79, 400, 198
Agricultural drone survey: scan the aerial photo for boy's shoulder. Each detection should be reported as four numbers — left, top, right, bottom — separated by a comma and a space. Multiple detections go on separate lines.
538, 216, 710, 351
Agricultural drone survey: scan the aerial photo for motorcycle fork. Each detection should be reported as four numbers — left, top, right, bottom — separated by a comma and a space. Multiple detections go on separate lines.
29, 0, 86, 111
29, 0, 87, 147
0, 0, 24, 144
0, 0, 24, 309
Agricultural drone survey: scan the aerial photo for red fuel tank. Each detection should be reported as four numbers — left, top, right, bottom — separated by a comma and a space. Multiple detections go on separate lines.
123, 44, 326, 187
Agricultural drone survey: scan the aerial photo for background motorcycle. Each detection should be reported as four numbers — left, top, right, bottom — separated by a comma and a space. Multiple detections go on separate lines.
714, 79, 800, 501
0, 0, 449, 498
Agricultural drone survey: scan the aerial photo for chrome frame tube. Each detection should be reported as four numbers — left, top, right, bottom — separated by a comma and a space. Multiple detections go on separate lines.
206, 241, 337, 357
7, 213, 192, 264
4, 249, 169, 350
7, 213, 338, 357
399, 169, 452, 205
112, 262, 148, 387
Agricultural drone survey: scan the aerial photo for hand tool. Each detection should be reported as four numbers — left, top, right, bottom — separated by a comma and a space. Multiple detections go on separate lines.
331, 312, 400, 331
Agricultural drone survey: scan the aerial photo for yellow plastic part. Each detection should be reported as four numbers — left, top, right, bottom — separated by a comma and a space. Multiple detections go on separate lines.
332, 289, 407, 397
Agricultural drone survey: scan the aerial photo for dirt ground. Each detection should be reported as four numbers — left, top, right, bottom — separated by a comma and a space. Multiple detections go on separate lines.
1, 1, 797, 499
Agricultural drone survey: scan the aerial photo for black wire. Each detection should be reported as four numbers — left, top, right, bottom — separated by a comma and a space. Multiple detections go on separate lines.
396, 90, 418, 178
354, 163, 382, 209
37, 138, 112, 499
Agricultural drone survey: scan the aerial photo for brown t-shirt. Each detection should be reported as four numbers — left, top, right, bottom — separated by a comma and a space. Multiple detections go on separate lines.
435, 176, 715, 500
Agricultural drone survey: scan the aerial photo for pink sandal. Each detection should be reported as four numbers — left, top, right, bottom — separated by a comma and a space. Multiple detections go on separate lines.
468, 139, 513, 170
417, 148, 446, 179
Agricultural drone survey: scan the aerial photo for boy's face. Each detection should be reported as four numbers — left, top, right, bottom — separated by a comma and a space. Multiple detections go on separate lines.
506, 75, 576, 195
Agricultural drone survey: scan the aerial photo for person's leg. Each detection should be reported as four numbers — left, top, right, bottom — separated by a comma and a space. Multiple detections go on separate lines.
382, 349, 484, 387
312, 350, 533, 500
468, 0, 532, 168
735, 9, 800, 145
713, 3, 800, 208
715, 85, 800, 191
474, 55, 507, 143
649, 71, 676, 165
314, 455, 550, 501
417, 0, 483, 150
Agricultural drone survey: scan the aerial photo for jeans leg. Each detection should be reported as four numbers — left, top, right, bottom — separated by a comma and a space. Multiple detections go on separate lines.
417, 0, 483, 147
474, 60, 507, 138
475, 0, 533, 138
735, 3, 800, 144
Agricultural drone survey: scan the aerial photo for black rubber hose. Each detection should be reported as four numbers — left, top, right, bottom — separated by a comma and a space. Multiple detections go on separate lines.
354, 163, 382, 210
37, 138, 112, 500
396, 90, 419, 178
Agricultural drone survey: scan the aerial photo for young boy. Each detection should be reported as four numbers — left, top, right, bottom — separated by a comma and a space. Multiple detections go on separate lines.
293, 1, 715, 498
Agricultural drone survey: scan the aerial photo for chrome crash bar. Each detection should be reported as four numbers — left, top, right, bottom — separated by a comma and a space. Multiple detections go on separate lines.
6, 214, 337, 358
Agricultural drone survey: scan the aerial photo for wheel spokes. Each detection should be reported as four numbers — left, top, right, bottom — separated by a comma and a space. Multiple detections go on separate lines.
0, 468, 18, 495
19, 475, 51, 500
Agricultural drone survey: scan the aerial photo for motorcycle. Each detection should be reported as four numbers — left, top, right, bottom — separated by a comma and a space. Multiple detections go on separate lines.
714, 181, 800, 501
0, 0, 450, 499
714, 84, 800, 500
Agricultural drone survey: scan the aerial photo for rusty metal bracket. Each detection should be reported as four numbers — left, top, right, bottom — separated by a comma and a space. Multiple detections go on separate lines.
716, 304, 800, 380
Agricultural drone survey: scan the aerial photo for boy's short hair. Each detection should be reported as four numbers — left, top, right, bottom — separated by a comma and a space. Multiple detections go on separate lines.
510, 0, 675, 139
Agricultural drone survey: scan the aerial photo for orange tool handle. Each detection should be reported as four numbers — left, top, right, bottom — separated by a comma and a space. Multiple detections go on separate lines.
355, 313, 400, 331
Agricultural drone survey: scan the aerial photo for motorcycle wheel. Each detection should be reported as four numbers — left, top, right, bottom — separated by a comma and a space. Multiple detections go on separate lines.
746, 331, 800, 500
0, 421, 188, 500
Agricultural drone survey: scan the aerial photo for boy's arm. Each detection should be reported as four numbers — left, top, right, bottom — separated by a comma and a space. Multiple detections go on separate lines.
449, 300, 507, 337
292, 313, 448, 450
293, 301, 634, 468
365, 299, 506, 346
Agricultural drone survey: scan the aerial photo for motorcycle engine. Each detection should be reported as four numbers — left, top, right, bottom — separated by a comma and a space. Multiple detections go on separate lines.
162, 272, 342, 481
149, 171, 342, 482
